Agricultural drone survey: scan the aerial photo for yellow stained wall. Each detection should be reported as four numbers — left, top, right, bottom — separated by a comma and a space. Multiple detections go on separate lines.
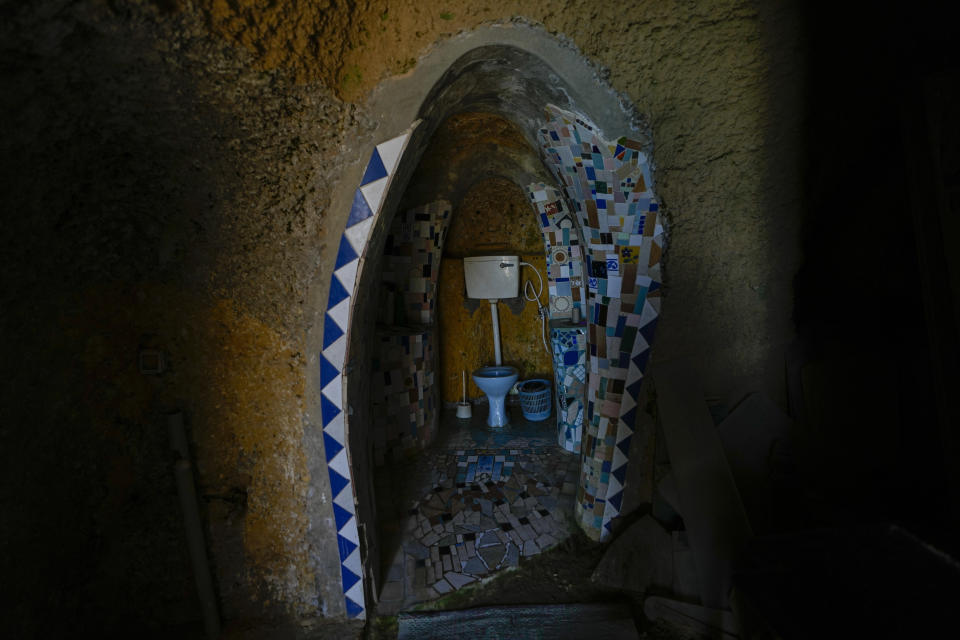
438, 177, 553, 404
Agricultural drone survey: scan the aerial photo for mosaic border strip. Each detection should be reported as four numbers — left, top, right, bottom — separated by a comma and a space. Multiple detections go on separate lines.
320, 127, 415, 619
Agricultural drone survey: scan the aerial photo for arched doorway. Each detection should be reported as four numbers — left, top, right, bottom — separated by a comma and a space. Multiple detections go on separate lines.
317, 41, 664, 619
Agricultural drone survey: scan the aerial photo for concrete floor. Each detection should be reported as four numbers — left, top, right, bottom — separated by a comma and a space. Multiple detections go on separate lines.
373, 405, 580, 615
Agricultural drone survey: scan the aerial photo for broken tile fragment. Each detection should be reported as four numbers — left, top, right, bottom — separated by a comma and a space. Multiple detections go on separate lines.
445, 571, 475, 590
479, 543, 505, 568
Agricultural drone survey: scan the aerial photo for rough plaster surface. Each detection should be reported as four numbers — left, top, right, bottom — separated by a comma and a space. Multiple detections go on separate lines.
1, 0, 802, 629
0, 0, 355, 629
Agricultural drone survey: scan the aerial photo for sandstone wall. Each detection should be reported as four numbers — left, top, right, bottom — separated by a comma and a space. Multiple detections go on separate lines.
0, 0, 802, 630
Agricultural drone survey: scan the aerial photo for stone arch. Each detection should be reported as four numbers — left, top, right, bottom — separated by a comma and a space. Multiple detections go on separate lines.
312, 29, 663, 619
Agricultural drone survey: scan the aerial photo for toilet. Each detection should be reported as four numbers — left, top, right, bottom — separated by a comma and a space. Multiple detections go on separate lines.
464, 255, 520, 427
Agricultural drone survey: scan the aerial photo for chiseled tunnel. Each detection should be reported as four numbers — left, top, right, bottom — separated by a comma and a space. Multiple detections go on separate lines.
2, 1, 958, 638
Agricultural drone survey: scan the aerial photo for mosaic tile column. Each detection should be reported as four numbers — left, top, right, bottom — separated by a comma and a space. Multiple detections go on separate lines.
538, 106, 665, 540
319, 127, 415, 619
550, 325, 587, 453
528, 182, 589, 455
527, 183, 587, 320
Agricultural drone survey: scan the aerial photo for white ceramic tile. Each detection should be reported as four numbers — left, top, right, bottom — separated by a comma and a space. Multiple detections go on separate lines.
639, 299, 658, 327
327, 296, 351, 333
606, 473, 623, 497
606, 275, 621, 297
328, 448, 351, 480
324, 335, 347, 370
633, 332, 650, 354
637, 241, 652, 267
333, 483, 356, 512
324, 412, 346, 446
376, 134, 408, 176
344, 216, 374, 254
625, 362, 644, 386
340, 515, 360, 545
612, 441, 629, 470
360, 176, 388, 214
345, 580, 366, 609
322, 374, 343, 411
614, 422, 634, 449
334, 262, 358, 298
344, 547, 363, 575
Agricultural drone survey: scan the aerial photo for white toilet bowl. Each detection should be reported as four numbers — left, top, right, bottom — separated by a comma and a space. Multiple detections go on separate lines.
472, 365, 519, 427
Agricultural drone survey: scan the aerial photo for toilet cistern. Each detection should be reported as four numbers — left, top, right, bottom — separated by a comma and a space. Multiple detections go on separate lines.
463, 255, 520, 366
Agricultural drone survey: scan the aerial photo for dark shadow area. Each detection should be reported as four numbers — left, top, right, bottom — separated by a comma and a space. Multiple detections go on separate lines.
0, 6, 246, 638
792, 0, 959, 537
739, 2, 960, 636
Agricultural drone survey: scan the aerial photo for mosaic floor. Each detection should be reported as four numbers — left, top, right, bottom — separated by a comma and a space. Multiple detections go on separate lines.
374, 406, 580, 614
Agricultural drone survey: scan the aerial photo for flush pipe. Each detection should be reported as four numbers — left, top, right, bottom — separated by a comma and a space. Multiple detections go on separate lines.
520, 261, 550, 354
489, 299, 503, 365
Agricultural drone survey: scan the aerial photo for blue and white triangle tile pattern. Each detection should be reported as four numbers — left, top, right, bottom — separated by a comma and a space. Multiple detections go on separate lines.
320, 127, 414, 620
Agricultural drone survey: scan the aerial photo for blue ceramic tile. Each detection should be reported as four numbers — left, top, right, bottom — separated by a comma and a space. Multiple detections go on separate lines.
333, 502, 353, 531
607, 491, 623, 512
328, 467, 350, 496
345, 597, 364, 618
612, 465, 627, 485
337, 532, 358, 559
639, 317, 657, 343
341, 564, 361, 592
323, 313, 345, 348
360, 149, 388, 186
335, 235, 359, 270
328, 273, 351, 308
321, 394, 342, 427
346, 188, 372, 228
616, 435, 632, 457
323, 431, 344, 461
320, 353, 340, 388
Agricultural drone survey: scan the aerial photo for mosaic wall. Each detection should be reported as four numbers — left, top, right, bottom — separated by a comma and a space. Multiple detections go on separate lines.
369, 200, 451, 466
538, 105, 665, 540
371, 328, 436, 466
320, 129, 414, 619
379, 201, 452, 326
551, 324, 587, 454
527, 183, 587, 320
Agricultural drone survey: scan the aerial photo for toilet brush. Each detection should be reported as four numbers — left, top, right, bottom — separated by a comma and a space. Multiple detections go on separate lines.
456, 370, 472, 419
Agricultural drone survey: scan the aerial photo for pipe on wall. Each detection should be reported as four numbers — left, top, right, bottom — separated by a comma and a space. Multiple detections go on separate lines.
168, 412, 221, 639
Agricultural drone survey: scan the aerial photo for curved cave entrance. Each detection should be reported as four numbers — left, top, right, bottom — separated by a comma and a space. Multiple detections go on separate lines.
320, 43, 664, 618
366, 112, 583, 612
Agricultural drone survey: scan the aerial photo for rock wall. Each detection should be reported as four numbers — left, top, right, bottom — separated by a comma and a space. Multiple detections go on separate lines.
0, 0, 358, 631
0, 0, 803, 630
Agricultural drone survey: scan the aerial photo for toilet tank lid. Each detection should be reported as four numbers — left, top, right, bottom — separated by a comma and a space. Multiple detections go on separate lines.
464, 255, 519, 263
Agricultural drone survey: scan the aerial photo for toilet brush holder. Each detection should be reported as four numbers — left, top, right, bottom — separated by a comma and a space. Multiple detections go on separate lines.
456, 402, 472, 419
